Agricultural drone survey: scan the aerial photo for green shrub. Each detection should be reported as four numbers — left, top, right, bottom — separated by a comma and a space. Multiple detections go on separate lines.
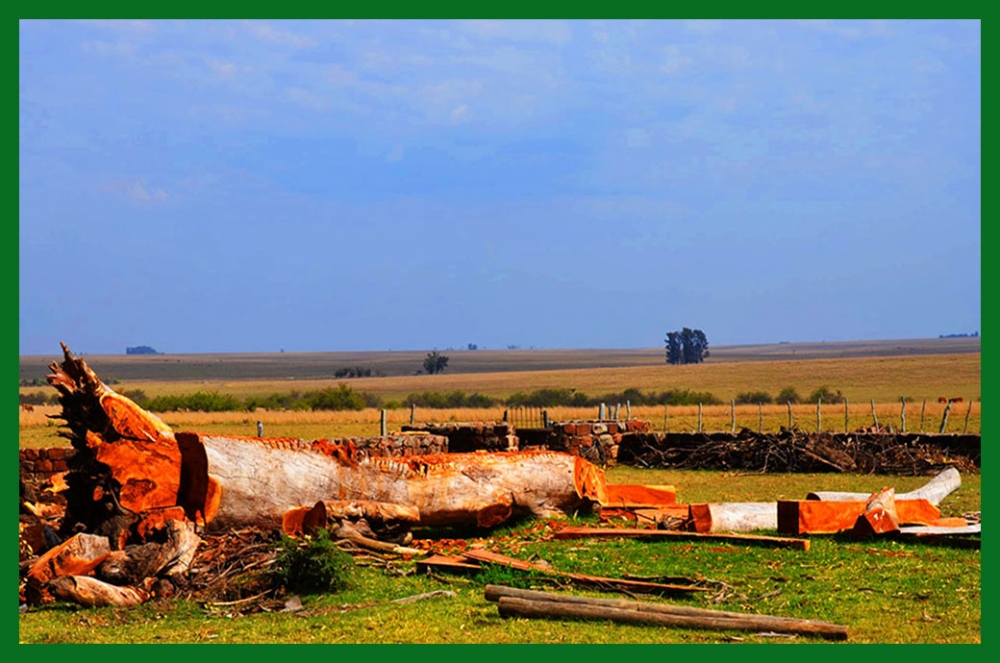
271, 528, 355, 595
304, 384, 367, 411
805, 386, 845, 404
775, 387, 801, 404
735, 390, 772, 405
145, 391, 243, 412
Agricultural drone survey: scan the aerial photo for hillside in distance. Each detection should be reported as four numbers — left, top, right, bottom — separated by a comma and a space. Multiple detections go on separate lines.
19, 337, 981, 383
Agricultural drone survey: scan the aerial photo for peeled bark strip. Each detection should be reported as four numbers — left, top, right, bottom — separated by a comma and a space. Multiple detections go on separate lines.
806, 467, 961, 506
485, 585, 849, 640
689, 502, 777, 533
777, 499, 942, 536
47, 344, 608, 536
48, 575, 149, 608
496, 596, 848, 640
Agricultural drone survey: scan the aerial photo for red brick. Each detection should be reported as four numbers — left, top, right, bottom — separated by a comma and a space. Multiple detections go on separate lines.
48, 448, 67, 460
36, 459, 53, 472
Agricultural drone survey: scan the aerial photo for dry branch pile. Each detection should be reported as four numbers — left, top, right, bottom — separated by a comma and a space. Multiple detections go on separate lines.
622, 428, 978, 475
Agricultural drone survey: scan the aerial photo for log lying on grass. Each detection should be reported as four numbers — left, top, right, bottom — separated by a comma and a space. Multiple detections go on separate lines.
47, 343, 608, 540
25, 533, 111, 605
282, 500, 420, 544
806, 467, 961, 506
486, 585, 849, 640
47, 575, 149, 608
688, 502, 776, 533
553, 526, 810, 550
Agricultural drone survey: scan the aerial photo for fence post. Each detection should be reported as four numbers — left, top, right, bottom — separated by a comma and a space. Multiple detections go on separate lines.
817, 397, 822, 433
614, 403, 620, 420
503, 409, 508, 423
697, 403, 703, 433
919, 400, 926, 432
542, 409, 549, 428
787, 402, 792, 429
758, 403, 763, 434
599, 403, 606, 421
844, 398, 849, 433
410, 403, 416, 425
963, 401, 973, 434
870, 399, 879, 430
380, 409, 387, 436
900, 398, 906, 433
257, 421, 264, 437
730, 400, 736, 433
663, 404, 669, 433
626, 400, 631, 420
939, 400, 952, 434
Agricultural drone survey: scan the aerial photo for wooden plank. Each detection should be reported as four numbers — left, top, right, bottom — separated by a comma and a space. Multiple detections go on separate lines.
551, 526, 810, 551
416, 554, 482, 574
461, 548, 709, 595
602, 484, 677, 507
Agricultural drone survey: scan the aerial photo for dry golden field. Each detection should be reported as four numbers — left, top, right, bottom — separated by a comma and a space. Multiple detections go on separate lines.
21, 352, 979, 404
19, 399, 980, 449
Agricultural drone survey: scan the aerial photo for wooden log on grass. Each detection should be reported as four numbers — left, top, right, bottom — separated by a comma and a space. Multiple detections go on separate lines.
25, 533, 111, 605
46, 344, 609, 537
495, 595, 848, 640
47, 575, 149, 608
689, 502, 776, 533
485, 585, 849, 640
806, 467, 961, 506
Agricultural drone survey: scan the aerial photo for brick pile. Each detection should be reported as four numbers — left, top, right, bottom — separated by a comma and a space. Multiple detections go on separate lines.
401, 423, 518, 453
548, 420, 652, 464
348, 433, 449, 458
20, 447, 76, 484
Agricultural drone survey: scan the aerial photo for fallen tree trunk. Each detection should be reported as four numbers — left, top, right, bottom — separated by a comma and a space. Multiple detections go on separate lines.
495, 595, 848, 640
47, 575, 149, 608
485, 585, 849, 639
688, 502, 776, 533
46, 344, 607, 538
806, 467, 961, 506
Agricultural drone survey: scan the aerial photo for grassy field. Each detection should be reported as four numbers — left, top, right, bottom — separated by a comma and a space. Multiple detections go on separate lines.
20, 352, 982, 407
18, 468, 981, 644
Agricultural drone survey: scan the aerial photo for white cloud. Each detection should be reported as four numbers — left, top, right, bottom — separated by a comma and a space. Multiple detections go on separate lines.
386, 143, 405, 162
457, 20, 572, 46
242, 21, 315, 48
450, 104, 469, 123
130, 181, 169, 203
205, 57, 238, 78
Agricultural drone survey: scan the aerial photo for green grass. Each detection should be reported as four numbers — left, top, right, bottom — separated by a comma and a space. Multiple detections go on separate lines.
19, 470, 980, 644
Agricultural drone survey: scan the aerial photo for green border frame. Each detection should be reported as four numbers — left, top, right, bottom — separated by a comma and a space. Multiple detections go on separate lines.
11, 4, 986, 658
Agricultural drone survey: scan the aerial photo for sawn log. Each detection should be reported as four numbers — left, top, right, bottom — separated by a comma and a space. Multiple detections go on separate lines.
806, 467, 961, 506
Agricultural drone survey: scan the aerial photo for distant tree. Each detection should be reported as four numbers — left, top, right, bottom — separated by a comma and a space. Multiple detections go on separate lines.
467, 343, 478, 351
126, 345, 159, 355
665, 328, 709, 365
735, 390, 772, 405
423, 351, 450, 375
805, 386, 844, 404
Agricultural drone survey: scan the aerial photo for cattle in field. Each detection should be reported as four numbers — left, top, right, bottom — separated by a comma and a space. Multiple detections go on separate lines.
938, 397, 963, 404
938, 397, 948, 403
21, 403, 34, 412
952, 397, 964, 403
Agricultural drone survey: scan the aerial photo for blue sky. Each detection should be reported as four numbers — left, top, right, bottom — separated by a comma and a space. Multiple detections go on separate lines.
19, 19, 981, 355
